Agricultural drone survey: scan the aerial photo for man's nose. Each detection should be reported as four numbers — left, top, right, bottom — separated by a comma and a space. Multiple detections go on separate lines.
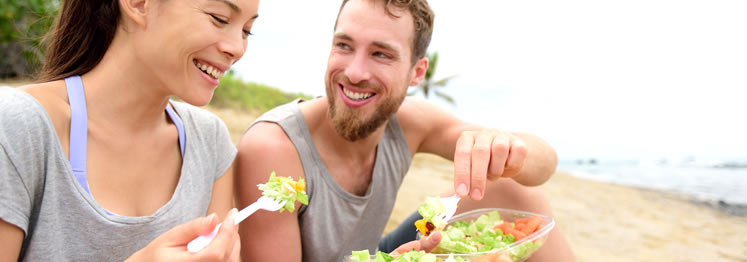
344, 53, 371, 84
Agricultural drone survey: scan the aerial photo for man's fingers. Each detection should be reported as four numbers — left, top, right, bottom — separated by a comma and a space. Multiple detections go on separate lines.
454, 132, 474, 197
503, 137, 527, 178
390, 232, 442, 256
470, 134, 493, 200
487, 136, 510, 180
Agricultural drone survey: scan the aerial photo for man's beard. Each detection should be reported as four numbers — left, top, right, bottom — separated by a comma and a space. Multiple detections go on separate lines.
327, 77, 406, 142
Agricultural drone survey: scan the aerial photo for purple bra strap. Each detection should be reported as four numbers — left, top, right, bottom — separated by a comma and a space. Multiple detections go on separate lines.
65, 76, 91, 194
165, 104, 186, 157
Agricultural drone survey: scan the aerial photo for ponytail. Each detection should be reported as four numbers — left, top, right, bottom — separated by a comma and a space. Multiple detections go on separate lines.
39, 1, 120, 82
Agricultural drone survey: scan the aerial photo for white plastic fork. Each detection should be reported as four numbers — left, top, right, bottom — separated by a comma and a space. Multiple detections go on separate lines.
187, 196, 288, 253
439, 194, 461, 223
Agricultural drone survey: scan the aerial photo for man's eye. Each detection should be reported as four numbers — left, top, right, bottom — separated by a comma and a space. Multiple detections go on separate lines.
373, 52, 390, 59
336, 43, 350, 50
210, 14, 228, 24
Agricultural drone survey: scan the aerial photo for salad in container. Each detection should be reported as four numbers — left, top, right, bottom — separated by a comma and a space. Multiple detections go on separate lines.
345, 201, 554, 262
428, 208, 554, 262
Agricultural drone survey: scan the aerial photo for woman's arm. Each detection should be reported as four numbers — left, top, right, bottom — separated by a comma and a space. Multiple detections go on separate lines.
0, 220, 23, 261
207, 163, 236, 220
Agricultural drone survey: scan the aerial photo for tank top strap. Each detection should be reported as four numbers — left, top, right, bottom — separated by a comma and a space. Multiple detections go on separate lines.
65, 76, 91, 193
165, 103, 185, 158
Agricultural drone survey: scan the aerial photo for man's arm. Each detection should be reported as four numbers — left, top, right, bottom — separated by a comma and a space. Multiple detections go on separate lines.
398, 98, 557, 197
235, 122, 305, 262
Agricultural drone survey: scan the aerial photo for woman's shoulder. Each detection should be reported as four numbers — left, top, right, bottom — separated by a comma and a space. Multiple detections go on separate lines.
0, 85, 55, 126
169, 101, 223, 126
0, 85, 62, 150
169, 101, 232, 141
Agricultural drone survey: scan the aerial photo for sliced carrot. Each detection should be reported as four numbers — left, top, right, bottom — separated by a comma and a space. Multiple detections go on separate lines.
519, 216, 542, 235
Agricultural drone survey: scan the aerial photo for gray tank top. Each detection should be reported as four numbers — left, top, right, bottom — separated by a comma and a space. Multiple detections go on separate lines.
250, 100, 412, 262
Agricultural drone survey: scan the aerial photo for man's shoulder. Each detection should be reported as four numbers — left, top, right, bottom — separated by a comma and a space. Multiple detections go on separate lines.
396, 96, 440, 131
238, 121, 299, 161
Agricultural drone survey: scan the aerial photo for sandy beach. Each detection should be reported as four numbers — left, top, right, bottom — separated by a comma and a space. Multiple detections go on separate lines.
207, 107, 747, 262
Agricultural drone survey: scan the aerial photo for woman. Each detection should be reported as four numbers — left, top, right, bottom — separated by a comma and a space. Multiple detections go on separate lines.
0, 0, 259, 260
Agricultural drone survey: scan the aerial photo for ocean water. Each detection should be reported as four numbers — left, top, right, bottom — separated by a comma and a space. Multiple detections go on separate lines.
558, 161, 747, 205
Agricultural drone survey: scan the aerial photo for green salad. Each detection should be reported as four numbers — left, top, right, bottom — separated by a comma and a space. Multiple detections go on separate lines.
349, 250, 465, 262
256, 171, 308, 212
433, 211, 543, 261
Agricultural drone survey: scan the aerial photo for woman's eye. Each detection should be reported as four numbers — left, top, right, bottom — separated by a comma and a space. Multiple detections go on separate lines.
243, 30, 253, 37
210, 14, 228, 24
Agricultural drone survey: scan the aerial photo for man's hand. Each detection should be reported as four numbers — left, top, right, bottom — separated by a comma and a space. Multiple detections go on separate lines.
454, 129, 528, 200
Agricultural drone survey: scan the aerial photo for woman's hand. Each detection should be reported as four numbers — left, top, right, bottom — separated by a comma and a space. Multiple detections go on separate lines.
126, 209, 240, 262
390, 231, 442, 256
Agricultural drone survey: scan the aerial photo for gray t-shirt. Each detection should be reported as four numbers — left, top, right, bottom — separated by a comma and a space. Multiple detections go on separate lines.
250, 100, 412, 262
0, 87, 236, 261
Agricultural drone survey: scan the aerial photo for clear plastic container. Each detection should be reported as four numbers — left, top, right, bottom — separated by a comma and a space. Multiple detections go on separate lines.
431, 208, 555, 262
343, 208, 554, 262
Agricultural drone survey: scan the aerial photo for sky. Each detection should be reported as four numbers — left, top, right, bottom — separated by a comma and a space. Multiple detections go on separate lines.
232, 0, 747, 163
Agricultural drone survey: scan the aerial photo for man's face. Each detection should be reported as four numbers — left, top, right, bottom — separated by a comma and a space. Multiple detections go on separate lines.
325, 0, 419, 141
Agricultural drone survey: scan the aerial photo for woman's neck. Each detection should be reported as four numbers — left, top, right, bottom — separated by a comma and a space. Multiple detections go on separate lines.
80, 36, 173, 133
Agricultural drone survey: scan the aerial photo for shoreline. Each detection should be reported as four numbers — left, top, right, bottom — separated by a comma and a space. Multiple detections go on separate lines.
559, 173, 747, 217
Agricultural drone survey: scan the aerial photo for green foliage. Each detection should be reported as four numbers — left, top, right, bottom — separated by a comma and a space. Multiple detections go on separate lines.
408, 51, 457, 105
1, 0, 59, 78
211, 70, 312, 112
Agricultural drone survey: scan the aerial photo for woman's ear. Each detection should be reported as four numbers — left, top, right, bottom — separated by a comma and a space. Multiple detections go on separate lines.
119, 0, 150, 29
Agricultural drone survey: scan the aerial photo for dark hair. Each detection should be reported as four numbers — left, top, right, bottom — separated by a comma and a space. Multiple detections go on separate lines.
335, 0, 435, 65
39, 1, 121, 82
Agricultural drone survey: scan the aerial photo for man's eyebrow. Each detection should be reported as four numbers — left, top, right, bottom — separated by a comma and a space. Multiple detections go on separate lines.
333, 33, 398, 53
333, 33, 353, 41
372, 41, 398, 54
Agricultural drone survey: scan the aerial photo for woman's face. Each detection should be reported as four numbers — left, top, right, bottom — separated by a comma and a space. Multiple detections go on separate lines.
132, 0, 259, 106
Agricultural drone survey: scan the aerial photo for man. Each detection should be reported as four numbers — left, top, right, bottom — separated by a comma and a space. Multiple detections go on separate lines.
236, 0, 575, 261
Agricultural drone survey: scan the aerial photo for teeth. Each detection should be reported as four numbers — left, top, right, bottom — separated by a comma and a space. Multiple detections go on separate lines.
194, 60, 224, 79
343, 87, 373, 101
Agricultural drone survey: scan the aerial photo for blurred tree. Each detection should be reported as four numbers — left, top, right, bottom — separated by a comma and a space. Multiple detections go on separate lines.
0, 0, 59, 78
408, 51, 457, 105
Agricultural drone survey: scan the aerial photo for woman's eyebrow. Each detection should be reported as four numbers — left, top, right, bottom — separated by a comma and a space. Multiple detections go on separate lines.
210, 0, 240, 13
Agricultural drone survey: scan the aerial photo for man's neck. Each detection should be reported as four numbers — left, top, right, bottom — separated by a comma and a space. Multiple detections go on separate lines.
307, 98, 387, 163
301, 98, 389, 195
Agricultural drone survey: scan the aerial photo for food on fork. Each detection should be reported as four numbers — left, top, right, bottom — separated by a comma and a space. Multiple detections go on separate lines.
414, 197, 449, 237
256, 171, 308, 212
